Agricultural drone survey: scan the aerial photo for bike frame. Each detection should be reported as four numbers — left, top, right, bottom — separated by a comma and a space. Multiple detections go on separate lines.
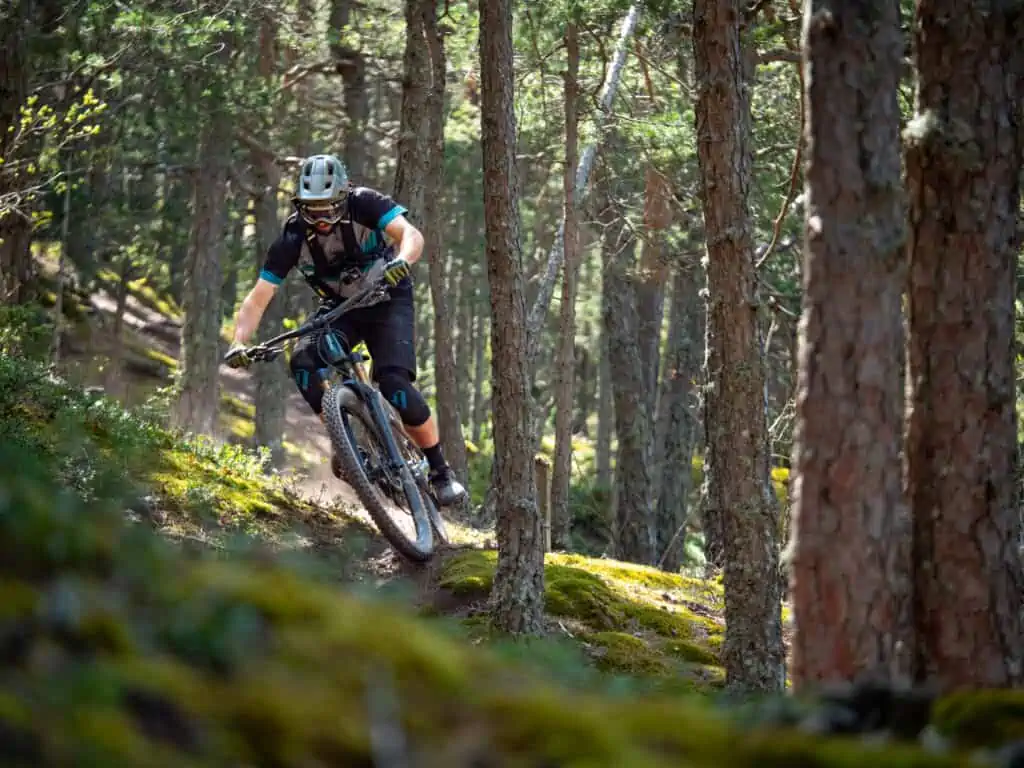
247, 280, 428, 484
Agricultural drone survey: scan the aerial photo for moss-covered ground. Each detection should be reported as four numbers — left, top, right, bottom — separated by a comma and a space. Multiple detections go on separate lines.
438, 548, 726, 690
0, 431, 993, 767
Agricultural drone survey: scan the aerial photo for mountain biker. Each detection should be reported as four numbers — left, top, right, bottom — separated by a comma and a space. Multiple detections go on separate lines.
223, 153, 468, 507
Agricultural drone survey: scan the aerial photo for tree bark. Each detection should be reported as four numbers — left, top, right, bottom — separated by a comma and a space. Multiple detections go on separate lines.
392, 0, 429, 215
471, 304, 488, 447
693, 0, 784, 692
550, 19, 580, 551
905, 0, 1024, 689
329, 0, 368, 181
601, 201, 655, 565
654, 257, 702, 572
596, 330, 613, 490
251, 155, 290, 466
479, 0, 544, 635
0, 1, 32, 304
173, 110, 229, 436
636, 167, 672, 423
422, 0, 468, 482
789, 0, 910, 689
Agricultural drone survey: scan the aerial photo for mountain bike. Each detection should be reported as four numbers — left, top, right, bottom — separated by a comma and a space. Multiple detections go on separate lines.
239, 273, 447, 562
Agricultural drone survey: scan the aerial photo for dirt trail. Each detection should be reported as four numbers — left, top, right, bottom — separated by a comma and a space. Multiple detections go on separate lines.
83, 287, 359, 507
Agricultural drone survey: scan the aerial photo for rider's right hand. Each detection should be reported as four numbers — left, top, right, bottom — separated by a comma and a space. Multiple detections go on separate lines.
224, 345, 252, 369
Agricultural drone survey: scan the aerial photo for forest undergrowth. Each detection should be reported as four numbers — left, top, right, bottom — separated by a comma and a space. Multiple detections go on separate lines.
2, 284, 1023, 767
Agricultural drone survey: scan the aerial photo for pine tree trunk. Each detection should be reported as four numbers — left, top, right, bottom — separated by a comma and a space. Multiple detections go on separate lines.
637, 167, 671, 426
0, 1, 32, 304
471, 305, 488, 446
789, 0, 910, 688
251, 155, 290, 466
602, 209, 655, 565
905, 0, 1024, 689
596, 331, 613, 490
550, 20, 580, 551
479, 0, 544, 635
693, 0, 783, 692
174, 112, 229, 435
392, 0, 429, 214
329, 0, 368, 181
654, 258, 701, 571
422, 0, 467, 481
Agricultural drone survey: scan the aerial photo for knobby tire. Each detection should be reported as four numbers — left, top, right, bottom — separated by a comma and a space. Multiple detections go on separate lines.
322, 384, 434, 562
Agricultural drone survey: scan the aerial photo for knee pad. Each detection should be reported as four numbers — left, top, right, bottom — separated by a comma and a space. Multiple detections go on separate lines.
377, 367, 430, 427
289, 346, 326, 413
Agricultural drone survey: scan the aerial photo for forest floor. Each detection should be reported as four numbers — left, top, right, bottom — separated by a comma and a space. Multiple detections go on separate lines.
9, 270, 1016, 765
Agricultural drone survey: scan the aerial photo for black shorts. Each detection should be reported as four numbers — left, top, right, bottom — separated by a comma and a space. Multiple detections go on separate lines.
294, 281, 417, 381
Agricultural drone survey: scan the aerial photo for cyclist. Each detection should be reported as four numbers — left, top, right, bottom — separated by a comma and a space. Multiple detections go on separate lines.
224, 153, 467, 507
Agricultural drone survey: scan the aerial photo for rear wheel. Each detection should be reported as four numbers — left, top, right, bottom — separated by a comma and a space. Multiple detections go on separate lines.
322, 384, 434, 562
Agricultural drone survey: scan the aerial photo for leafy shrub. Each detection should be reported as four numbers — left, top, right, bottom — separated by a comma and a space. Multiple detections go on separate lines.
0, 303, 53, 359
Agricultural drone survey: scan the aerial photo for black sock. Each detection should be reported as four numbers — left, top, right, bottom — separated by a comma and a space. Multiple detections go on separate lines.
423, 442, 447, 474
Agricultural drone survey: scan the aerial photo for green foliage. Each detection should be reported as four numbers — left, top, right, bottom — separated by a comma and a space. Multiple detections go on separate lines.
0, 303, 53, 359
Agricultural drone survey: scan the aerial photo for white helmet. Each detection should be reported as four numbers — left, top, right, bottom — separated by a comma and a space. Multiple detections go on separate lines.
293, 154, 349, 230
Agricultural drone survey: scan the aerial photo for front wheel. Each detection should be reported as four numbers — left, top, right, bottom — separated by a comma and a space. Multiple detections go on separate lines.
322, 384, 435, 562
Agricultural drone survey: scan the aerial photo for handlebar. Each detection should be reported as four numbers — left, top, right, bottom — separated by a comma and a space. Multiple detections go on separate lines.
237, 271, 389, 363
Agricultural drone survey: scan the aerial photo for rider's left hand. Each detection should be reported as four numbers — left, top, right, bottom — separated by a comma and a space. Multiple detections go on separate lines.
382, 257, 411, 287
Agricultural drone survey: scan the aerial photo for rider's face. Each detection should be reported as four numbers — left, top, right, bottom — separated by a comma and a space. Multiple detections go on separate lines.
298, 199, 345, 233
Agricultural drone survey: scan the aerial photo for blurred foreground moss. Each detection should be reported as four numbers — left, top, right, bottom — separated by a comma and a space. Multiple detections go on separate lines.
0, 447, 968, 768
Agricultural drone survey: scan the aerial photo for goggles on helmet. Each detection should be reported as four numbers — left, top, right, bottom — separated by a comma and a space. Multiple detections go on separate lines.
295, 198, 345, 229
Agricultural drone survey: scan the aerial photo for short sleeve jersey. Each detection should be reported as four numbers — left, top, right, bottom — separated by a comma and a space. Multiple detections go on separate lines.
258, 187, 408, 286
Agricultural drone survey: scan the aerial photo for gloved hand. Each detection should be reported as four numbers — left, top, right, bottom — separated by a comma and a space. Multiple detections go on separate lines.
224, 345, 252, 369
382, 257, 411, 287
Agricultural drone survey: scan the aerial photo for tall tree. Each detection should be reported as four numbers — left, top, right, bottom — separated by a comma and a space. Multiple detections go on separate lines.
905, 0, 1024, 689
654, 254, 702, 571
479, 0, 544, 634
173, 68, 231, 436
329, 0, 368, 181
789, 0, 909, 688
550, 15, 580, 549
600, 182, 655, 565
251, 11, 291, 466
692, 0, 783, 690
422, 0, 468, 481
0, 0, 32, 303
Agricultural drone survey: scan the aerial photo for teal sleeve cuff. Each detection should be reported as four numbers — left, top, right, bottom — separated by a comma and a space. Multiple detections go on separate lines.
259, 270, 283, 285
378, 206, 408, 230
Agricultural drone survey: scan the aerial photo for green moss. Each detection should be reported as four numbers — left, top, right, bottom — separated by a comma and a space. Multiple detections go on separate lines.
663, 639, 720, 666
932, 689, 1024, 748
586, 631, 670, 676
544, 567, 624, 629
625, 603, 698, 638
437, 549, 497, 596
